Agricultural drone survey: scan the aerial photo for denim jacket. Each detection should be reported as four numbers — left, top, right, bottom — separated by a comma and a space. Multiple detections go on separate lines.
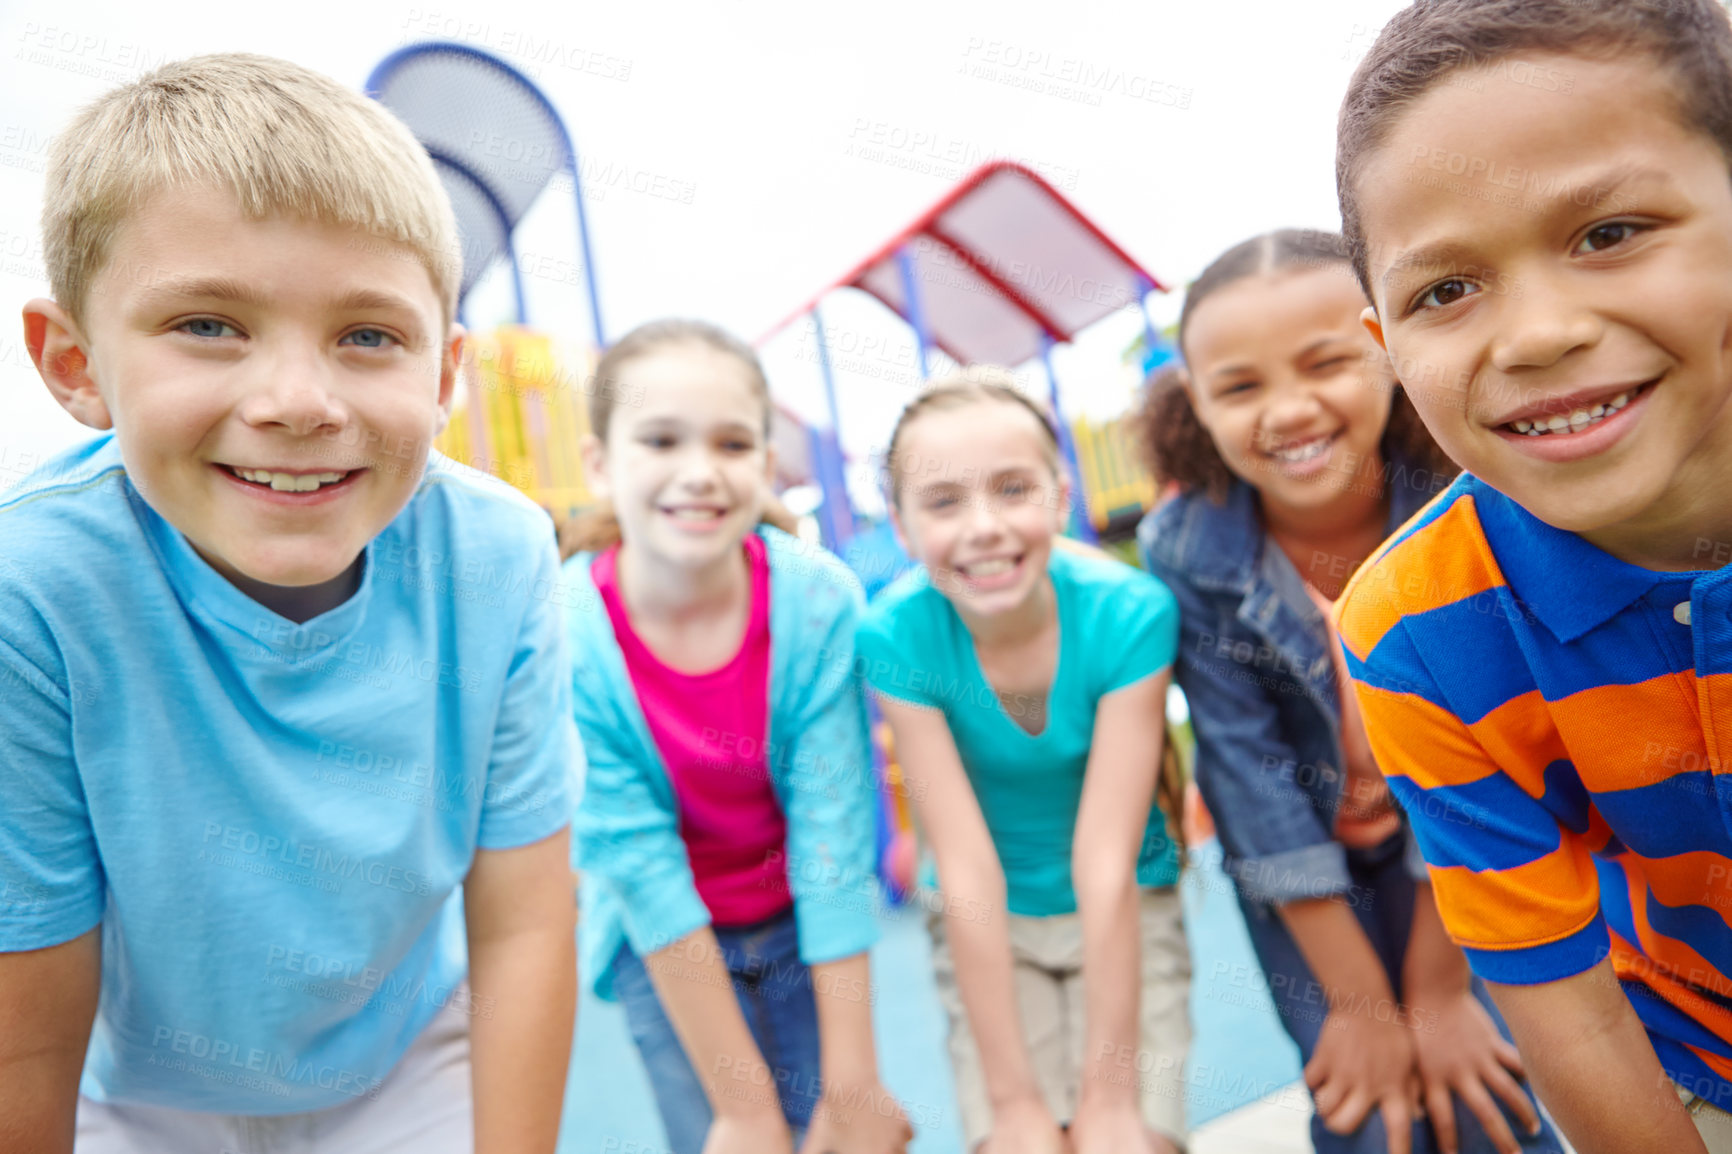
566, 526, 880, 999
1137, 466, 1442, 907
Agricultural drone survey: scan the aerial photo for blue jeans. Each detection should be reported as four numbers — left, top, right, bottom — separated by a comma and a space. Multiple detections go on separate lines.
1238, 833, 1565, 1154
610, 908, 821, 1154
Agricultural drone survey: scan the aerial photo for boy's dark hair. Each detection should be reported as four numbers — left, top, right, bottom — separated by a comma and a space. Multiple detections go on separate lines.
1129, 229, 1454, 503
1337, 0, 1732, 295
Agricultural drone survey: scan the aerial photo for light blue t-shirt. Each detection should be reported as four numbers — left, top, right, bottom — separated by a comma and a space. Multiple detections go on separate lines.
856, 547, 1181, 916
0, 436, 581, 1114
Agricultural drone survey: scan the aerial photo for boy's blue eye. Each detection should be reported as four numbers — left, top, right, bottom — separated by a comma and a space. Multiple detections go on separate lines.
180, 318, 238, 339
1416, 278, 1477, 311
1577, 222, 1641, 254
340, 328, 397, 349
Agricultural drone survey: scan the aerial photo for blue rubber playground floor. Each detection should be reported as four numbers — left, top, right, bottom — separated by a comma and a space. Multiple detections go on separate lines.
558, 840, 1303, 1153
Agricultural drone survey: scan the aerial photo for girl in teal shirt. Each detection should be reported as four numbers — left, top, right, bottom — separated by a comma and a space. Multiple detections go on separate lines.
857, 370, 1190, 1154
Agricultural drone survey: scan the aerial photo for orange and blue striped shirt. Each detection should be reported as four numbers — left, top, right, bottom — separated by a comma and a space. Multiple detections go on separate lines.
1339, 472, 1732, 1103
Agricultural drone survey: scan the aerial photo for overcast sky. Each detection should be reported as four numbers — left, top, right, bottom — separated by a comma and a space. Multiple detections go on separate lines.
0, 0, 1408, 512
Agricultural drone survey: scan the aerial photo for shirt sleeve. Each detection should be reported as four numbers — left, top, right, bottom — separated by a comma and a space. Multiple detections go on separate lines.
0, 623, 105, 951
854, 591, 941, 710
477, 541, 584, 850
1098, 570, 1181, 696
1141, 547, 1352, 905
570, 689, 711, 958
1347, 619, 1607, 985
780, 570, 880, 965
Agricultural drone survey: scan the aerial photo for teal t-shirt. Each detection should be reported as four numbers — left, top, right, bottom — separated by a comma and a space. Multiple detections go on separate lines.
856, 547, 1181, 916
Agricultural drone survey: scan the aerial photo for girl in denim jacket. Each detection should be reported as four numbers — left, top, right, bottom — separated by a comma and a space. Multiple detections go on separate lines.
1136, 231, 1561, 1154
561, 320, 910, 1154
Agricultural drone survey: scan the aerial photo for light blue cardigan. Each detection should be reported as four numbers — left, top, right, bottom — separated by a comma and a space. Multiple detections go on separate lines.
566, 526, 881, 999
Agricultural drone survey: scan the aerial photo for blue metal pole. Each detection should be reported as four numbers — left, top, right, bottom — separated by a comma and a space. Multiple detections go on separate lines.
1041, 334, 1098, 544
895, 243, 932, 380
1135, 273, 1159, 355
567, 157, 607, 347
1134, 273, 1177, 374
505, 231, 529, 326
810, 307, 856, 549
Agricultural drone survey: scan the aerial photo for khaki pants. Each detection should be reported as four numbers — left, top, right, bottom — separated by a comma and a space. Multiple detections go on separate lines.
929, 886, 1191, 1150
1679, 1081, 1732, 1153
75, 995, 473, 1154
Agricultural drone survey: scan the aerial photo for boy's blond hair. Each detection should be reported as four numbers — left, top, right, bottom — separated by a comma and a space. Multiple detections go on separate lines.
45, 53, 460, 328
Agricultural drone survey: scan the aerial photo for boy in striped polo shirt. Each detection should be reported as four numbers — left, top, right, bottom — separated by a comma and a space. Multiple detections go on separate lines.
1336, 2, 1732, 1151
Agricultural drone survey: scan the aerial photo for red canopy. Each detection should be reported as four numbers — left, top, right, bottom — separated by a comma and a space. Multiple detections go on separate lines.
761, 160, 1164, 368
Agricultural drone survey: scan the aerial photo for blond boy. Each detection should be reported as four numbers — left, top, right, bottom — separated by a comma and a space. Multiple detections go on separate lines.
0, 55, 580, 1153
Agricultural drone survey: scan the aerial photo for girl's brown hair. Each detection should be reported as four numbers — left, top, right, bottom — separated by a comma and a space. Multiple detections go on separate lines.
882, 366, 1063, 507
557, 319, 797, 559
1128, 229, 1456, 504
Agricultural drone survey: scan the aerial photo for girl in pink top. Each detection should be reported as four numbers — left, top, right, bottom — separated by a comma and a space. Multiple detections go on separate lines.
561, 320, 911, 1154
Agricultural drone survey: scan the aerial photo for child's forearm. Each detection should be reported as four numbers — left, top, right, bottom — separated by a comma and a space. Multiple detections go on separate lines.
809, 952, 879, 1087
1490, 960, 1708, 1154
467, 921, 576, 1154
644, 928, 783, 1124
939, 862, 1046, 1110
1399, 881, 1472, 1003
1073, 867, 1143, 1105
0, 930, 100, 1154
464, 832, 578, 1154
1278, 897, 1398, 1014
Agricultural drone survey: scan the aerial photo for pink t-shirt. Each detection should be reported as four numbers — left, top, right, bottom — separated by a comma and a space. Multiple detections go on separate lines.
592, 536, 792, 927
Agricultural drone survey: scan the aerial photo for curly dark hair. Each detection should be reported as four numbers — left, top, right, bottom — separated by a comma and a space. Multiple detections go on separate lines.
1128, 229, 1458, 504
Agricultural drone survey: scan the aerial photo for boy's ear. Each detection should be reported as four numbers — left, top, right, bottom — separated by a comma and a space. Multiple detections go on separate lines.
433, 323, 465, 435
23, 299, 111, 430
1361, 306, 1388, 352
578, 432, 610, 502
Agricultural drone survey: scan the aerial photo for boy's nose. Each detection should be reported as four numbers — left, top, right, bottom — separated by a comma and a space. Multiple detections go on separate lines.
1490, 295, 1602, 373
237, 359, 348, 436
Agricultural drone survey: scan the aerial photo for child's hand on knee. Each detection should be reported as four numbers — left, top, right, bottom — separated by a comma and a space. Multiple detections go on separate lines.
799, 1079, 913, 1153
1407, 989, 1538, 1154
982, 1094, 1070, 1154
1306, 1006, 1420, 1154
704, 1111, 794, 1154
1068, 1093, 1161, 1154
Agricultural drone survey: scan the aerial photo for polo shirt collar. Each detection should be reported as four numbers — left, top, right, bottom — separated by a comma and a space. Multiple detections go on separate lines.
1473, 478, 1667, 644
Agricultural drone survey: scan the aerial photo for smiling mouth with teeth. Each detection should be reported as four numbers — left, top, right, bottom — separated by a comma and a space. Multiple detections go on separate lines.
663, 507, 726, 521
1269, 435, 1335, 463
1507, 387, 1639, 436
228, 466, 352, 493
960, 557, 1017, 577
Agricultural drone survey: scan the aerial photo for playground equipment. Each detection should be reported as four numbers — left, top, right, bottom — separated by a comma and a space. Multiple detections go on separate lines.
759, 159, 1174, 550
366, 43, 606, 516
367, 43, 825, 522
366, 41, 605, 339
